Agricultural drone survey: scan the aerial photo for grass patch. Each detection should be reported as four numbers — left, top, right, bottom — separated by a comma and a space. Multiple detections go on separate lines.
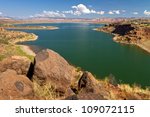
0, 54, 5, 61
15, 46, 34, 61
33, 80, 58, 100
0, 37, 9, 44
0, 44, 34, 61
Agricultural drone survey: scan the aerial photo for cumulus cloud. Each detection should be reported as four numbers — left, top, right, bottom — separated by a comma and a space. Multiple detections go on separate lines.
108, 10, 121, 15
71, 4, 96, 15
144, 10, 150, 15
132, 12, 138, 15
30, 10, 66, 18
0, 12, 2, 15
65, 4, 105, 16
108, 11, 114, 15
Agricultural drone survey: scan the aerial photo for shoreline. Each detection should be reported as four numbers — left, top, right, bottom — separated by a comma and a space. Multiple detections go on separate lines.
19, 45, 36, 56
113, 35, 150, 54
135, 43, 150, 54
15, 34, 38, 56
5, 26, 59, 30
95, 28, 150, 54
14, 27, 58, 56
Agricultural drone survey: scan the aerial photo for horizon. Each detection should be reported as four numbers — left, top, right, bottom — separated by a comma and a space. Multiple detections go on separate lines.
0, 0, 150, 19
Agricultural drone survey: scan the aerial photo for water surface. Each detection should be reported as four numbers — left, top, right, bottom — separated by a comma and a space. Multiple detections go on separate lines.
20, 23, 150, 87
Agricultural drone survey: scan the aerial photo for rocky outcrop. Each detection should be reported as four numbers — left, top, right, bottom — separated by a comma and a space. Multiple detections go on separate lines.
76, 72, 105, 100
33, 49, 77, 97
112, 24, 135, 36
0, 56, 31, 76
65, 72, 105, 100
33, 49, 105, 99
0, 69, 34, 99
97, 22, 150, 53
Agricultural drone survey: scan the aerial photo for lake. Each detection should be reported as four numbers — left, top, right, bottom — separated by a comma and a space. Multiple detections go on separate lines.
19, 23, 150, 87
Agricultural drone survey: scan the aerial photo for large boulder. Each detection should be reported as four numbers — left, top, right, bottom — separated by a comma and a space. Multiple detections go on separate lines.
77, 72, 105, 100
0, 69, 34, 100
65, 72, 105, 100
0, 56, 31, 75
33, 49, 77, 97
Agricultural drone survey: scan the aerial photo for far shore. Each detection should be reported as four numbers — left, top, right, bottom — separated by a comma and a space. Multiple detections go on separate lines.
113, 36, 150, 54
95, 28, 150, 54
4, 26, 59, 30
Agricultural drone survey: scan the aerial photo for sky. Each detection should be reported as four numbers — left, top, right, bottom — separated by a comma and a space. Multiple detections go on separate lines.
0, 0, 150, 19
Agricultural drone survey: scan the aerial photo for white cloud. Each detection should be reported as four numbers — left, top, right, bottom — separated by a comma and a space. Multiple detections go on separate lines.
71, 4, 96, 15
108, 11, 114, 15
113, 10, 120, 14
132, 12, 138, 15
144, 10, 150, 15
63, 4, 105, 16
73, 11, 82, 16
0, 12, 2, 15
108, 10, 120, 15
31, 10, 66, 18
91, 10, 96, 14
97, 11, 105, 15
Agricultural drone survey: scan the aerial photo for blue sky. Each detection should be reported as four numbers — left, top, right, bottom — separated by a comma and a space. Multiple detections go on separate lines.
0, 0, 150, 18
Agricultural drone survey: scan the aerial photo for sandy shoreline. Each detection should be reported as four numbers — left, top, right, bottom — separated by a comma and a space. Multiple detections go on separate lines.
113, 36, 150, 54
17, 35, 38, 56
136, 43, 150, 54
19, 45, 36, 56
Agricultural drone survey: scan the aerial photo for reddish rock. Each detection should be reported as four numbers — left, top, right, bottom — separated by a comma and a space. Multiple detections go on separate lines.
65, 71, 105, 100
0, 69, 34, 100
34, 49, 77, 97
77, 72, 105, 100
0, 56, 31, 75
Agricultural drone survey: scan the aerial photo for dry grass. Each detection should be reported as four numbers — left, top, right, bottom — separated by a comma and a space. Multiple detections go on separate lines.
118, 84, 150, 99
0, 44, 34, 61
33, 80, 58, 100
97, 77, 150, 100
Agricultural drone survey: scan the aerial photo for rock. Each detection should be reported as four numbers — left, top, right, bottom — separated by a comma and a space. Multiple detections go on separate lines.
0, 69, 34, 100
77, 72, 105, 100
0, 56, 31, 76
107, 74, 118, 86
0, 27, 5, 31
33, 49, 77, 97
112, 24, 135, 35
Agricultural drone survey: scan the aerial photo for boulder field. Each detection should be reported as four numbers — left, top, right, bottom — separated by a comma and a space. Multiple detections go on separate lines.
0, 49, 105, 100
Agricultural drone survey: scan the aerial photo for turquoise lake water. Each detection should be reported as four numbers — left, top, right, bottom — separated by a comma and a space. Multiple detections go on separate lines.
19, 23, 150, 87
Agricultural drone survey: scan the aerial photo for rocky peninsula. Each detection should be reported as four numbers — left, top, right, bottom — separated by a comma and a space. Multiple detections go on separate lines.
4, 25, 59, 30
0, 22, 150, 100
96, 19, 150, 53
